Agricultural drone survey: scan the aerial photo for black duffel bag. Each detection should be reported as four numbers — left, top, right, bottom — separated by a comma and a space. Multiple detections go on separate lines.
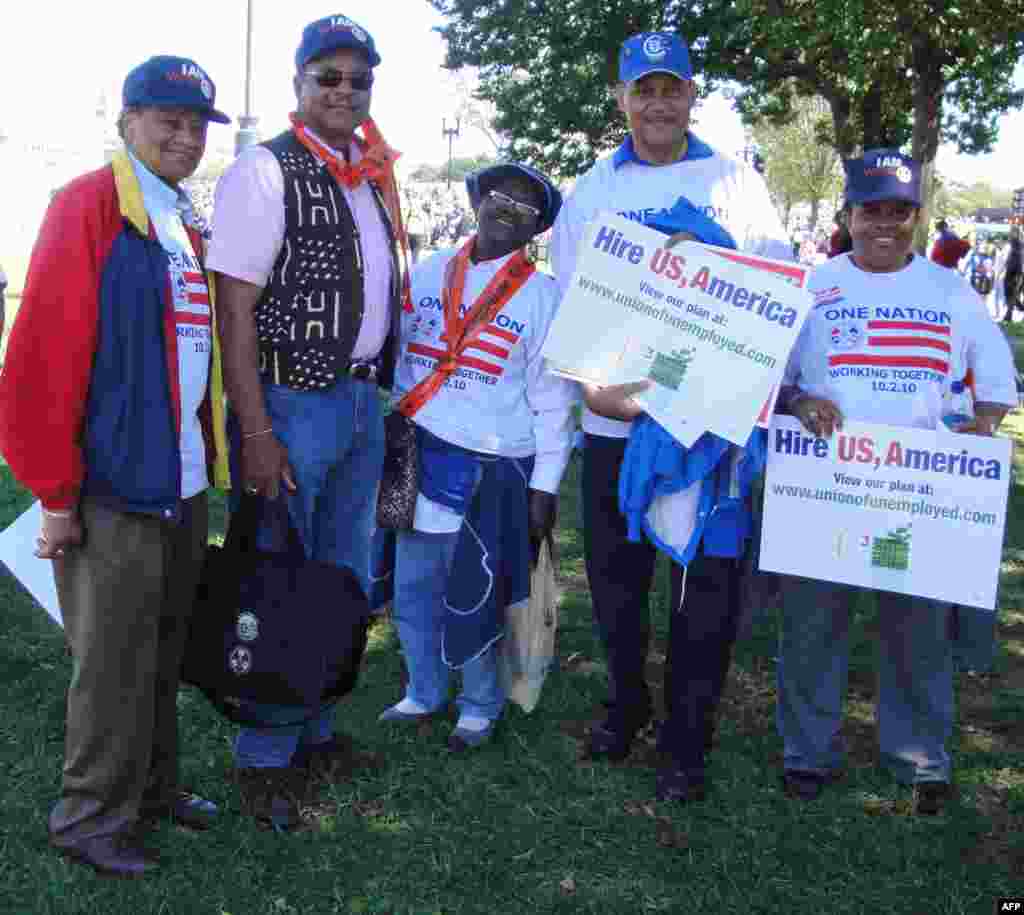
181, 495, 371, 726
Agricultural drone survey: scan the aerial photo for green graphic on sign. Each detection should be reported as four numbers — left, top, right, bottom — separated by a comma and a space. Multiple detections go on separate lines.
648, 348, 694, 391
871, 526, 911, 571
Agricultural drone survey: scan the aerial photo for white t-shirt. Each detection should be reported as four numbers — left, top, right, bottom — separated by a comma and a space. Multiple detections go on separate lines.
396, 248, 576, 496
128, 152, 210, 499
207, 131, 392, 361
786, 253, 1017, 428
551, 135, 793, 438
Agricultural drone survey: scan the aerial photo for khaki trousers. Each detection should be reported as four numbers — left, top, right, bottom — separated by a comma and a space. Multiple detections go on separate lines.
49, 493, 207, 842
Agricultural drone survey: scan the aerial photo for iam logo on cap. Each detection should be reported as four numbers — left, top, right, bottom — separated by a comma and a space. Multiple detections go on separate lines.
322, 14, 366, 41
643, 34, 670, 60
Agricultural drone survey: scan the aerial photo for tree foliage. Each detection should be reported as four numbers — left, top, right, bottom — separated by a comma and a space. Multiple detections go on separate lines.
407, 154, 499, 183
430, 0, 1024, 182
748, 93, 843, 231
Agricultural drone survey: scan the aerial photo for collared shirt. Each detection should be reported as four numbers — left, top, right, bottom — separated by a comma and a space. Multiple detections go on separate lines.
127, 150, 210, 498
610, 131, 713, 169
207, 129, 392, 361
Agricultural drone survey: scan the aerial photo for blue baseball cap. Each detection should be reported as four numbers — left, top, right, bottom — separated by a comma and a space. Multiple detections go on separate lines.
466, 162, 563, 234
619, 32, 693, 83
296, 14, 381, 71
844, 148, 922, 207
122, 56, 230, 124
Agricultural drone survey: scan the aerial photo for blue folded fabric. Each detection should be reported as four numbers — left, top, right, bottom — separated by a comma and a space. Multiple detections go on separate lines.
646, 197, 738, 250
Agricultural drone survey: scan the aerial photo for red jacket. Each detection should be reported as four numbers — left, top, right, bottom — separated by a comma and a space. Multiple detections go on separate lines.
930, 232, 970, 269
0, 151, 227, 515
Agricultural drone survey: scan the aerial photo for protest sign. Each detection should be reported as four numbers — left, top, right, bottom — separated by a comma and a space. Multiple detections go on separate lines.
759, 417, 1011, 609
542, 213, 810, 445
0, 500, 62, 626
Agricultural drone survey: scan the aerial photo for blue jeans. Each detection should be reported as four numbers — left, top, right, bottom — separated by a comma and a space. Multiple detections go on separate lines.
393, 528, 505, 721
777, 575, 954, 784
232, 376, 385, 769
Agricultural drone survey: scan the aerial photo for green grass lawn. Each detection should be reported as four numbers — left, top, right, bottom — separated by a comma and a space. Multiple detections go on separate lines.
2, 385, 1023, 913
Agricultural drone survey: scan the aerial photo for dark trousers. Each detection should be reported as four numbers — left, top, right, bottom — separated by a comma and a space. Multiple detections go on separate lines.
50, 494, 208, 842
583, 434, 745, 771
661, 548, 745, 772
582, 434, 657, 727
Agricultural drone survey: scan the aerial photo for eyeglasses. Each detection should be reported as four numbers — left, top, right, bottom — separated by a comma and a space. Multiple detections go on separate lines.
487, 189, 541, 220
304, 69, 374, 91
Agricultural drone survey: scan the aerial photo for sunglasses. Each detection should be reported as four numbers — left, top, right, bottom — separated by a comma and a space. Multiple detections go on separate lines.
487, 189, 541, 220
304, 68, 374, 91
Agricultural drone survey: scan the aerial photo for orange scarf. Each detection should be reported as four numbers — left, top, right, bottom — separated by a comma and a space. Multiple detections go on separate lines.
290, 113, 412, 310
398, 238, 535, 418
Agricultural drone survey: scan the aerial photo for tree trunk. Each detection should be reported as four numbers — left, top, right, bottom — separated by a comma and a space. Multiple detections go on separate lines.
910, 44, 945, 253
809, 196, 821, 235
861, 84, 884, 149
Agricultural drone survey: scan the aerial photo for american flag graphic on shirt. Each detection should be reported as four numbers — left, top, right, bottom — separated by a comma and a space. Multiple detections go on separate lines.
827, 312, 950, 375
407, 322, 520, 377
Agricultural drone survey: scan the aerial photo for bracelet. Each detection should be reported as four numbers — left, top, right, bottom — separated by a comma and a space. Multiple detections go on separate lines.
242, 427, 274, 440
42, 507, 74, 519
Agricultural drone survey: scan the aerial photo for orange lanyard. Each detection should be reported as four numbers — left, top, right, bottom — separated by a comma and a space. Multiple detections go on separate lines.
398, 239, 535, 418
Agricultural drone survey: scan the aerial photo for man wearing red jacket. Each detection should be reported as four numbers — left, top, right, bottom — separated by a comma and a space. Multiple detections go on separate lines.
0, 56, 230, 876
930, 219, 970, 269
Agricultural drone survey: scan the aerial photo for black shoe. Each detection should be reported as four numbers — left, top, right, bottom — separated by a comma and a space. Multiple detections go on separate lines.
781, 770, 829, 801
51, 832, 159, 877
296, 732, 385, 783
141, 790, 219, 831
587, 705, 651, 762
912, 782, 953, 816
656, 767, 707, 804
235, 767, 307, 831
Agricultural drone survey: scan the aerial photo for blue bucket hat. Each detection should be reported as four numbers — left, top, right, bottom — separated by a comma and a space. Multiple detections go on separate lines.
296, 14, 381, 71
619, 32, 693, 84
122, 56, 230, 124
844, 149, 922, 207
466, 162, 563, 234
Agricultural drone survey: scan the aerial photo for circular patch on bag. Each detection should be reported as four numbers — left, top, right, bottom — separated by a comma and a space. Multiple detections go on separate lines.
236, 611, 260, 642
228, 645, 253, 676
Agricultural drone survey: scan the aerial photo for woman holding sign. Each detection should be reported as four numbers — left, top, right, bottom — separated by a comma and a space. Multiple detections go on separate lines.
777, 149, 1016, 815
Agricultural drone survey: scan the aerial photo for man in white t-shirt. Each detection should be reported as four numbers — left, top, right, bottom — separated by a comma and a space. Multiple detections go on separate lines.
550, 31, 790, 789
778, 149, 1016, 814
209, 14, 401, 830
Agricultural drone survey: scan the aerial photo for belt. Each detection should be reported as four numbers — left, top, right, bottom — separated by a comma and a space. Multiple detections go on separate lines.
348, 361, 379, 383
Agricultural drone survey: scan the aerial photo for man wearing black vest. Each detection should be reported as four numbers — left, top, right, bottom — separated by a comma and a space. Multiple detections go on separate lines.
209, 13, 402, 830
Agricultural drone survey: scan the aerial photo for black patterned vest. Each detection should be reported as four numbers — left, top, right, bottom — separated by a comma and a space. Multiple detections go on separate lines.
255, 131, 400, 391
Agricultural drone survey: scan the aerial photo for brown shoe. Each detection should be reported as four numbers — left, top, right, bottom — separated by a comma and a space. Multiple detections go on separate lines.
235, 767, 306, 831
51, 833, 159, 877
298, 733, 384, 783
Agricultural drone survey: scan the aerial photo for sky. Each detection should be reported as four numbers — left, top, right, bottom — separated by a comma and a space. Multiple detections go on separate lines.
0, 0, 1021, 188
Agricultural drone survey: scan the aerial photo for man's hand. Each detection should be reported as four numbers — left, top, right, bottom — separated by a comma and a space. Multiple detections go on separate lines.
528, 489, 557, 566
241, 431, 296, 500
583, 381, 651, 422
664, 230, 697, 249
35, 511, 83, 560
793, 395, 844, 438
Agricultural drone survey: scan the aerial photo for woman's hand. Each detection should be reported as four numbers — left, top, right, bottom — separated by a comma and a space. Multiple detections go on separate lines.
793, 396, 844, 438
36, 511, 83, 559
